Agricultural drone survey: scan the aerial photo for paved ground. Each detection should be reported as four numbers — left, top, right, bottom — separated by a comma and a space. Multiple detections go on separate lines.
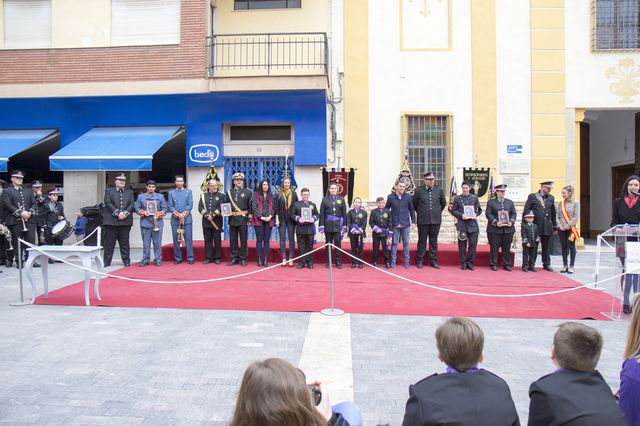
0, 245, 632, 425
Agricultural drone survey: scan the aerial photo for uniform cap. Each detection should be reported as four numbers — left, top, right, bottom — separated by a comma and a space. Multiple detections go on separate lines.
494, 184, 507, 191
524, 210, 535, 218
10, 170, 24, 178
31, 180, 43, 187
540, 181, 553, 187
423, 172, 436, 179
115, 173, 126, 180
48, 187, 62, 195
232, 172, 245, 181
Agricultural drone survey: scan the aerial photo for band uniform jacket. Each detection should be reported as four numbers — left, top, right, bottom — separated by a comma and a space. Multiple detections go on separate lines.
521, 222, 540, 246
2, 185, 36, 227
198, 191, 224, 230
0, 191, 8, 223
450, 194, 482, 234
412, 185, 447, 225
32, 192, 47, 227
290, 200, 319, 235
528, 369, 626, 426
369, 207, 392, 236
402, 370, 520, 426
102, 186, 135, 226
225, 187, 253, 226
486, 197, 517, 234
524, 191, 557, 235
346, 209, 368, 238
43, 200, 64, 228
135, 193, 167, 229
319, 195, 347, 232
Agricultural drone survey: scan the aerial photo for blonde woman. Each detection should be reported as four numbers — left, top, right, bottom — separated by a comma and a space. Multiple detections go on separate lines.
619, 294, 640, 424
556, 185, 580, 274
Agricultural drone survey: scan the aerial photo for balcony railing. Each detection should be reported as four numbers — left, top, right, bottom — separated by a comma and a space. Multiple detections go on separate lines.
207, 32, 328, 77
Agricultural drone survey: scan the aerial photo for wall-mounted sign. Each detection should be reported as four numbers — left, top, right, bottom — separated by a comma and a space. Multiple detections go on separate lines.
189, 144, 220, 165
507, 144, 523, 155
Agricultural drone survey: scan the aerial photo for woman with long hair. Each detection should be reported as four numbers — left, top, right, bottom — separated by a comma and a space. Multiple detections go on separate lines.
252, 179, 275, 267
556, 185, 580, 274
611, 175, 640, 314
619, 294, 640, 424
275, 177, 298, 267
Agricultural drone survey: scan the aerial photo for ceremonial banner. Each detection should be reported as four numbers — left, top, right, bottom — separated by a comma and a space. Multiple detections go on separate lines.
463, 168, 491, 198
328, 171, 349, 198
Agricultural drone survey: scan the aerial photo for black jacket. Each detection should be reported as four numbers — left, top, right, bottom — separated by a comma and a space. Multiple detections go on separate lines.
0, 191, 7, 223
450, 194, 482, 234
275, 191, 299, 224
102, 186, 135, 226
319, 195, 347, 233
43, 200, 64, 228
290, 200, 318, 235
611, 196, 640, 226
523, 191, 557, 235
225, 187, 253, 226
402, 369, 520, 426
369, 207, 392, 235
486, 197, 517, 234
198, 191, 224, 230
346, 208, 367, 239
412, 185, 447, 225
528, 369, 626, 426
521, 222, 540, 246
32, 192, 47, 226
2, 185, 36, 227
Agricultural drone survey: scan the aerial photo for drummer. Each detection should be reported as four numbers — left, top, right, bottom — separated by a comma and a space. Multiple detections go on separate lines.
44, 187, 65, 252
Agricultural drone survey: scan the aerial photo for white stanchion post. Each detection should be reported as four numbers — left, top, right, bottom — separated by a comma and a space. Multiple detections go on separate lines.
10, 238, 30, 306
321, 243, 344, 316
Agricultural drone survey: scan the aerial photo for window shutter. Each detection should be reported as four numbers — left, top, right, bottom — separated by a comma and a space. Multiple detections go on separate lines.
111, 0, 180, 46
4, 0, 51, 49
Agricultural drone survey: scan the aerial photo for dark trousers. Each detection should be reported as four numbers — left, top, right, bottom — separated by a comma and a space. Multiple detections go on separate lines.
488, 233, 514, 267
349, 234, 364, 264
325, 231, 342, 264
540, 234, 552, 267
558, 230, 576, 267
278, 220, 296, 261
254, 223, 272, 262
36, 225, 46, 246
372, 234, 390, 264
229, 224, 248, 261
0, 234, 7, 263
103, 225, 132, 265
8, 223, 36, 263
297, 233, 314, 265
203, 227, 221, 261
522, 243, 538, 268
457, 232, 478, 265
416, 224, 441, 263
44, 228, 63, 246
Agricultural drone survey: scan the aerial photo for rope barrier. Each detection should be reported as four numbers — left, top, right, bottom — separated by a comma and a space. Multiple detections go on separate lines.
70, 226, 101, 247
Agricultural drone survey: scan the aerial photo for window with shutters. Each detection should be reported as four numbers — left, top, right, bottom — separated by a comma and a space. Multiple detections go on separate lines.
111, 0, 180, 46
3, 0, 51, 49
403, 115, 451, 190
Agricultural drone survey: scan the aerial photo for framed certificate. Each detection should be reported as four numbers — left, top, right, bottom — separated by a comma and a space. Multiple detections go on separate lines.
221, 203, 232, 217
146, 200, 158, 215
463, 205, 476, 219
498, 210, 510, 225
301, 207, 312, 222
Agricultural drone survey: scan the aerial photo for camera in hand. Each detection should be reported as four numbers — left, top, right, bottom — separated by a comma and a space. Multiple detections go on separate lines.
309, 384, 322, 406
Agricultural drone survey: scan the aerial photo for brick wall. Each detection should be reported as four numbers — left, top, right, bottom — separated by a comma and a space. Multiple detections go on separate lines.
0, 0, 207, 84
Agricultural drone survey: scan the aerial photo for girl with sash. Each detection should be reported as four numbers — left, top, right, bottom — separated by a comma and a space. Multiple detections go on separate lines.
556, 185, 580, 274
275, 177, 298, 267
252, 179, 275, 267
347, 197, 368, 269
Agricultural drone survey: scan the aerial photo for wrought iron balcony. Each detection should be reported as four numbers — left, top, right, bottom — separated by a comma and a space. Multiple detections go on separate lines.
207, 32, 328, 77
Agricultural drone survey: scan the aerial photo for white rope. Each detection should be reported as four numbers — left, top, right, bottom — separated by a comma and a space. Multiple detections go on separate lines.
71, 226, 101, 246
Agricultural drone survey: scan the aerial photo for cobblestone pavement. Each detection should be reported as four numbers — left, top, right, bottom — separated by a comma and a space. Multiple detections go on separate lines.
0, 247, 630, 425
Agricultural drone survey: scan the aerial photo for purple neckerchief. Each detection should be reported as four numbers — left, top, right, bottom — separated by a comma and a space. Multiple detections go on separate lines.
554, 367, 566, 373
446, 365, 480, 374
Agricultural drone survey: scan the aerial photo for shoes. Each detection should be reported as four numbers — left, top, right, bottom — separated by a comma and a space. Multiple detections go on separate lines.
288, 260, 294, 267
336, 263, 342, 269
308, 263, 314, 269
174, 260, 183, 265
188, 260, 194, 265
529, 266, 537, 272
351, 262, 357, 269
568, 266, 574, 274
467, 264, 475, 271
417, 262, 424, 269
503, 266, 512, 272
623, 304, 632, 315
461, 264, 467, 270
54, 260, 63, 263
154, 260, 162, 266
390, 263, 396, 269
490, 265, 498, 271
257, 260, 263, 267
385, 262, 391, 269
264, 261, 269, 267
103, 262, 111, 267
140, 260, 149, 267
358, 263, 363, 269
123, 262, 130, 267
297, 263, 305, 269
204, 259, 212, 264
6, 260, 13, 268
282, 260, 287, 268
215, 259, 222, 264
543, 265, 553, 272
240, 260, 247, 266
48, 259, 55, 264
372, 262, 378, 268
522, 266, 529, 272
227, 260, 239, 266
33, 262, 41, 268
560, 265, 568, 273
430, 261, 441, 269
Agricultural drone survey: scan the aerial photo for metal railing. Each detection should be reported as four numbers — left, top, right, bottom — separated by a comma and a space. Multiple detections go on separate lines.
207, 32, 328, 76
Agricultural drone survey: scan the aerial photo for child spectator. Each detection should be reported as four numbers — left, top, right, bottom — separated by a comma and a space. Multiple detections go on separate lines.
521, 210, 540, 272
73, 209, 88, 244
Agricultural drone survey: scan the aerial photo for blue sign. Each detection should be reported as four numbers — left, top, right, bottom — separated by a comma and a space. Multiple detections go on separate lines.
507, 145, 523, 154
189, 144, 219, 164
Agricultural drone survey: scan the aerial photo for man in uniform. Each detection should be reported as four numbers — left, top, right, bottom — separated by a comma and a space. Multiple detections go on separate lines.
102, 173, 134, 267
412, 171, 447, 269
31, 180, 47, 245
291, 187, 319, 269
198, 179, 224, 264
0, 178, 9, 271
226, 172, 253, 266
168, 175, 194, 265
319, 183, 347, 268
524, 181, 557, 271
135, 179, 167, 267
450, 181, 482, 270
43, 187, 65, 248
2, 170, 37, 268
485, 184, 517, 271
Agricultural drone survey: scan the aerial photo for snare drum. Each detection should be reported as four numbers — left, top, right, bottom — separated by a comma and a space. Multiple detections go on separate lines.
51, 220, 74, 241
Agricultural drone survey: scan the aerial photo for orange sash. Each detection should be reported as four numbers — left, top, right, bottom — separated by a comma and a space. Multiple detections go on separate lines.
560, 200, 580, 242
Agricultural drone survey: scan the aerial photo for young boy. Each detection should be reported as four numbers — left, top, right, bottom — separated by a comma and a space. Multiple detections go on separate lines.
347, 197, 367, 269
369, 196, 392, 268
402, 317, 520, 426
528, 322, 626, 425
290, 188, 319, 269
73, 209, 88, 244
521, 210, 540, 272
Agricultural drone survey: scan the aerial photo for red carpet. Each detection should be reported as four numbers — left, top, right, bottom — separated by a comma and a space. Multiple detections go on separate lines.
35, 245, 615, 320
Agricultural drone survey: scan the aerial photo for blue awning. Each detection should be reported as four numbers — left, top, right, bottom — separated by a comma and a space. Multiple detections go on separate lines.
49, 126, 184, 171
0, 129, 58, 172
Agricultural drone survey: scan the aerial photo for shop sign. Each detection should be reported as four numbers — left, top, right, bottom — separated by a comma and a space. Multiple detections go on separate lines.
189, 144, 220, 164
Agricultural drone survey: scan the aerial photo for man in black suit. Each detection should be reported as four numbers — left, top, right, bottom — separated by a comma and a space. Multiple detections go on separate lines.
291, 187, 319, 269
0, 178, 8, 271
485, 184, 517, 271
524, 181, 557, 271
102, 173, 135, 267
198, 179, 224, 264
2, 170, 37, 268
412, 171, 447, 269
319, 183, 347, 268
450, 181, 482, 270
528, 322, 626, 426
402, 316, 520, 426
225, 172, 253, 266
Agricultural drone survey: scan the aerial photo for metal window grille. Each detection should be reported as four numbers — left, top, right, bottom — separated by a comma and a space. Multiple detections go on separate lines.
234, 0, 301, 10
592, 0, 640, 50
405, 115, 450, 189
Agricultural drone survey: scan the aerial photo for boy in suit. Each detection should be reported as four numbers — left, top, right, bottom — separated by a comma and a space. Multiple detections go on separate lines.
346, 197, 367, 269
290, 188, 319, 269
402, 317, 520, 426
369, 196, 392, 268
521, 210, 540, 272
528, 322, 626, 426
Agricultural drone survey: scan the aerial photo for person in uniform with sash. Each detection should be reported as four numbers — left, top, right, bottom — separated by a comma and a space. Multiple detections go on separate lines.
252, 179, 276, 267
450, 181, 482, 270
524, 181, 557, 271
556, 185, 580, 274
43, 187, 65, 251
521, 210, 540, 272
275, 177, 298, 267
102, 173, 134, 267
319, 183, 347, 268
169, 175, 194, 265
369, 196, 392, 268
3, 171, 37, 268
290, 187, 318, 269
226, 172, 253, 266
485, 184, 517, 271
198, 179, 224, 265
31, 180, 47, 246
412, 171, 447, 269
135, 179, 167, 267
346, 197, 367, 269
